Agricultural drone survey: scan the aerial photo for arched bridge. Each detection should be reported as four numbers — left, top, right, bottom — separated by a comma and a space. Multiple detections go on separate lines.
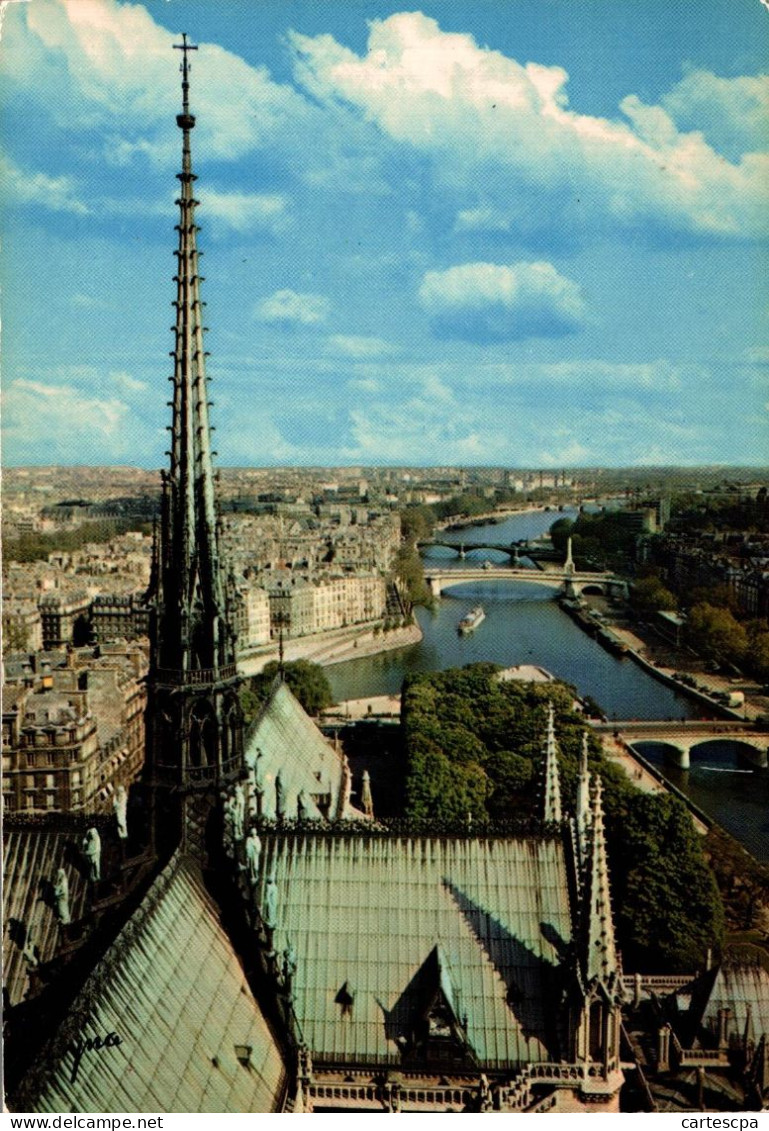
420, 539, 530, 561
591, 719, 768, 770
423, 565, 623, 599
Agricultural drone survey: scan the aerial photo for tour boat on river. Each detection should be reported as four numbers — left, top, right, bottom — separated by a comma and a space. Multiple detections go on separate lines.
458, 605, 486, 635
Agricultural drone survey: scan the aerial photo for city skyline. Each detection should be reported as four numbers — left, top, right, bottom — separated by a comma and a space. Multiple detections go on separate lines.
2, 0, 767, 469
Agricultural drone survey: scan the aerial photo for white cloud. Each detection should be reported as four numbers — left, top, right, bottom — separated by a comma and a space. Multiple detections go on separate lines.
0, 151, 89, 215
2, 0, 310, 165
418, 261, 586, 341
348, 377, 382, 393
2, 378, 133, 461
743, 345, 769, 366
71, 292, 112, 309
517, 359, 685, 391
454, 206, 511, 234
536, 438, 592, 466
290, 12, 769, 239
109, 370, 148, 394
254, 289, 330, 326
2, 0, 390, 209
9, 4, 765, 242
662, 70, 769, 157
202, 189, 290, 234
326, 335, 397, 358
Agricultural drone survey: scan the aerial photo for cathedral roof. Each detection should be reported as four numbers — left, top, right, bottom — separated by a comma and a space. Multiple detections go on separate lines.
694, 963, 769, 1047
17, 856, 286, 1113
259, 831, 572, 1068
4, 820, 104, 1007
244, 681, 349, 819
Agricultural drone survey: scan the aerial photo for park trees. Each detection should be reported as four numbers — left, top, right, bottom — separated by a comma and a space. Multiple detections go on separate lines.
603, 787, 724, 971
630, 576, 678, 616
240, 659, 334, 723
685, 602, 747, 667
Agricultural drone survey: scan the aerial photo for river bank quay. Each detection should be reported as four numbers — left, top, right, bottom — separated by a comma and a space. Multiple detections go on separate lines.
434, 504, 547, 532
571, 595, 769, 725
237, 620, 423, 677
595, 730, 710, 834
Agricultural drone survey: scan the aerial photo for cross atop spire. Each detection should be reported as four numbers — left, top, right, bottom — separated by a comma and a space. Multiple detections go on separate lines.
174, 32, 198, 70
174, 34, 198, 132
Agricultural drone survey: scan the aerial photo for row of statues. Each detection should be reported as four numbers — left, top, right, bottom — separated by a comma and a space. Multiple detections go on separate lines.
49, 783, 131, 930
222, 775, 318, 854
220, 786, 276, 928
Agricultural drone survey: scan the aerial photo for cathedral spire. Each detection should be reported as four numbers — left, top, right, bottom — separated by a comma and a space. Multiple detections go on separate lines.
162, 31, 227, 674
583, 776, 619, 986
144, 39, 243, 810
542, 702, 562, 824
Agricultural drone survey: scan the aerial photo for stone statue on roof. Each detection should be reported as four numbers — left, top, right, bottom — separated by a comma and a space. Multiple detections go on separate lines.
340, 753, 352, 818
282, 942, 297, 999
275, 771, 286, 821
251, 779, 264, 820
82, 827, 101, 882
53, 868, 71, 925
222, 794, 235, 856
233, 782, 246, 841
113, 785, 128, 841
249, 748, 263, 793
263, 873, 278, 928
245, 827, 261, 885
297, 789, 309, 821
247, 757, 263, 819
361, 770, 374, 819
22, 930, 40, 969
298, 1043, 313, 1084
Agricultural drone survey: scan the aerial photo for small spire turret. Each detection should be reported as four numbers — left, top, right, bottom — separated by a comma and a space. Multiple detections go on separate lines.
576, 731, 592, 863
542, 702, 562, 824
583, 777, 619, 987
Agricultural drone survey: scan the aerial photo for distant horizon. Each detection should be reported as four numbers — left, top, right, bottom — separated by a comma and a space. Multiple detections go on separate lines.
2, 1, 767, 467
4, 462, 768, 476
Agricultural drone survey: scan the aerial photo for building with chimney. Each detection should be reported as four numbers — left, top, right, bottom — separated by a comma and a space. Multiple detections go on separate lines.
2, 643, 147, 814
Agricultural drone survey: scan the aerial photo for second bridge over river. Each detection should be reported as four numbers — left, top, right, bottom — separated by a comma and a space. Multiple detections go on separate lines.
423, 564, 625, 599
590, 719, 769, 770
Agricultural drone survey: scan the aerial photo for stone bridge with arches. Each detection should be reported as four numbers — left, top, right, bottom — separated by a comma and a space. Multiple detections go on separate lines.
591, 719, 769, 770
419, 539, 544, 562
423, 565, 625, 600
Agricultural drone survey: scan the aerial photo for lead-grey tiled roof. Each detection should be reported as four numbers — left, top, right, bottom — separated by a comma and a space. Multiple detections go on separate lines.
261, 833, 572, 1069
697, 964, 769, 1045
4, 826, 94, 1006
27, 858, 287, 1113
244, 681, 345, 819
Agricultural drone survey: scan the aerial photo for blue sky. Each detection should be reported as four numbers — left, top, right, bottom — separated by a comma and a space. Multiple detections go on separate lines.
1, 0, 767, 467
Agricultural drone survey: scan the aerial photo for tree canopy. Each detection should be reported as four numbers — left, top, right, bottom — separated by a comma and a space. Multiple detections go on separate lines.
630, 576, 678, 615
685, 602, 747, 666
549, 512, 641, 569
401, 664, 724, 972
3, 517, 152, 563
240, 659, 334, 722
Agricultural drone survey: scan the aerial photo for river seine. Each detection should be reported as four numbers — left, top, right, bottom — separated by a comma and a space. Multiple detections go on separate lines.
325, 507, 769, 860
